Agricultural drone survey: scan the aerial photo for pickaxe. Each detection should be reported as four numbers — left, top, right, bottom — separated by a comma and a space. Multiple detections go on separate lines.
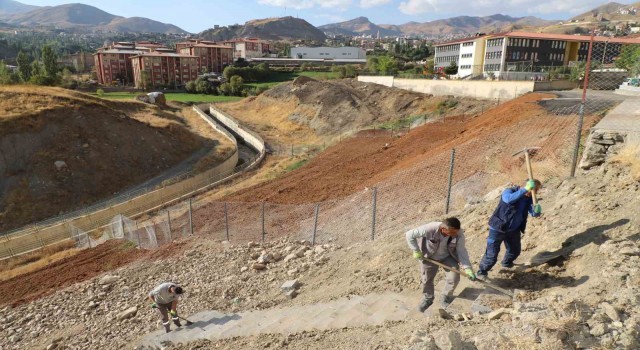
512, 147, 541, 206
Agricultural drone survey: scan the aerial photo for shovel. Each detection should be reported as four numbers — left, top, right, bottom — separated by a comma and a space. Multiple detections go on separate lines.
423, 257, 514, 297
176, 314, 194, 326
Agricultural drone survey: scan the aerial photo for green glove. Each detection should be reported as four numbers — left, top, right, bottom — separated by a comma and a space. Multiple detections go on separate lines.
525, 180, 536, 191
412, 251, 424, 260
150, 302, 157, 309
534, 203, 542, 214
465, 268, 476, 281
169, 310, 177, 317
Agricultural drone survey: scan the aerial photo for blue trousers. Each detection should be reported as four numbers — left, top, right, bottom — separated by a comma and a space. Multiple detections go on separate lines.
478, 229, 521, 273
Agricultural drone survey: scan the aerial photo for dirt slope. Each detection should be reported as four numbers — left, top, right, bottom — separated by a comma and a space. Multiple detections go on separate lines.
223, 92, 585, 205
0, 86, 209, 231
217, 77, 494, 143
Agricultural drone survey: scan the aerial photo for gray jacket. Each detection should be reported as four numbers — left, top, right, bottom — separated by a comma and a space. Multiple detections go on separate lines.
149, 282, 180, 305
405, 221, 472, 269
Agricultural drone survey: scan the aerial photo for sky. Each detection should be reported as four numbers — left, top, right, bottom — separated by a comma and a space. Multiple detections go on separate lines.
18, 0, 640, 33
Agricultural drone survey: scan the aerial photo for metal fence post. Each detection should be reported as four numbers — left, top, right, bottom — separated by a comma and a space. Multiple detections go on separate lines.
371, 187, 377, 241
120, 214, 125, 239
261, 202, 266, 242
312, 203, 320, 246
224, 202, 229, 241
188, 198, 193, 235
167, 210, 172, 241
571, 31, 595, 178
291, 144, 294, 157
445, 149, 456, 214
135, 221, 141, 248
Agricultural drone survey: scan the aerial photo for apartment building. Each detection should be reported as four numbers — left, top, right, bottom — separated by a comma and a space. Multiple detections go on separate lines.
222, 38, 273, 59
176, 40, 233, 73
93, 41, 171, 85
434, 32, 640, 79
130, 52, 200, 89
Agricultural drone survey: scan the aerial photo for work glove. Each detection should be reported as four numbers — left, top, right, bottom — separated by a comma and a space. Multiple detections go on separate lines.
150, 302, 157, 309
533, 203, 542, 214
525, 180, 536, 191
412, 251, 424, 260
465, 268, 476, 281
169, 310, 177, 317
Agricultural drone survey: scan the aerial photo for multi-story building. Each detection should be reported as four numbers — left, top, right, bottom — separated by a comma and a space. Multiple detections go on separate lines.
434, 32, 640, 79
222, 38, 273, 59
93, 42, 171, 85
176, 39, 233, 73
130, 52, 200, 89
58, 51, 95, 73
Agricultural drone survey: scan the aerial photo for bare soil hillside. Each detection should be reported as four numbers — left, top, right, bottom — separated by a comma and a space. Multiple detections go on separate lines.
217, 77, 495, 142
0, 86, 213, 231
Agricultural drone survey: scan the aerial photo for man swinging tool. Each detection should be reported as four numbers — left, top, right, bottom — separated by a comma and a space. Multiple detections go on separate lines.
476, 179, 542, 280
406, 217, 476, 312
148, 282, 184, 333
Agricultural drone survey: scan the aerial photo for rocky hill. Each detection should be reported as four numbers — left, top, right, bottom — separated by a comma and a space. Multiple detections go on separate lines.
321, 14, 556, 37
318, 16, 402, 37
570, 1, 640, 22
199, 17, 326, 42
0, 2, 187, 34
0, 0, 38, 16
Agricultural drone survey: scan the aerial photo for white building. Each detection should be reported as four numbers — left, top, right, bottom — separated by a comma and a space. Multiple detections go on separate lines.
457, 38, 486, 78
291, 46, 366, 60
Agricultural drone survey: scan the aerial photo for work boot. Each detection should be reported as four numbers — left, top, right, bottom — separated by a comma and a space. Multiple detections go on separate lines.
418, 296, 434, 313
476, 270, 488, 281
173, 318, 182, 327
440, 295, 454, 309
163, 322, 171, 333
501, 262, 514, 268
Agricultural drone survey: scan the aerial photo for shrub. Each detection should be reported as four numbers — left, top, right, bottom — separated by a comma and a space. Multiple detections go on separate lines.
96, 88, 104, 97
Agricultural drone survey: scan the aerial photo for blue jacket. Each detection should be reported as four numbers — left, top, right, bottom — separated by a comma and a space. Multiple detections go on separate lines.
488, 186, 540, 233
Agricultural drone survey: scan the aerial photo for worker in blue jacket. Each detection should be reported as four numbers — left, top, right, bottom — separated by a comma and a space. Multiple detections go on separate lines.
477, 179, 542, 280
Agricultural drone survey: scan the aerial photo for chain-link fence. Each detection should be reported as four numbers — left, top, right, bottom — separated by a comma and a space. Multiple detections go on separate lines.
4, 33, 640, 259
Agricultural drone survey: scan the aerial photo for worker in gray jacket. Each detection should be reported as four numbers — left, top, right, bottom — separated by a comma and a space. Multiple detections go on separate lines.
148, 282, 184, 333
406, 217, 476, 312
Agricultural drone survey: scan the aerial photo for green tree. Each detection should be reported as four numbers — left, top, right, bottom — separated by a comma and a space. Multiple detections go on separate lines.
16, 51, 31, 82
229, 75, 244, 95
185, 80, 197, 93
217, 82, 233, 96
41, 45, 58, 79
366, 56, 379, 73
376, 56, 399, 75
0, 61, 15, 85
444, 61, 458, 75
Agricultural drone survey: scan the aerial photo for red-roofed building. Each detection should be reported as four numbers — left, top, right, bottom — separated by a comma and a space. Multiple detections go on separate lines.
93, 41, 172, 85
175, 39, 233, 73
130, 52, 200, 89
433, 32, 640, 79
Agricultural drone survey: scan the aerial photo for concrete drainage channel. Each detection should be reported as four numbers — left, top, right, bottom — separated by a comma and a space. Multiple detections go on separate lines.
0, 105, 265, 260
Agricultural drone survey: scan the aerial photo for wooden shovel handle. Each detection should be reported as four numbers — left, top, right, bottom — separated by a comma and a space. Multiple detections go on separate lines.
423, 257, 514, 297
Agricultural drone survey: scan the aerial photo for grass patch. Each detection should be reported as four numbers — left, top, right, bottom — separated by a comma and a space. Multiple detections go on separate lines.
93, 92, 243, 103
285, 158, 308, 172
0, 240, 78, 281
610, 139, 640, 181
376, 114, 426, 130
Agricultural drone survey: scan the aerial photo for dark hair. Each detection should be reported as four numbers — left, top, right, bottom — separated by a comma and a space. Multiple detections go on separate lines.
443, 217, 461, 230
173, 286, 183, 294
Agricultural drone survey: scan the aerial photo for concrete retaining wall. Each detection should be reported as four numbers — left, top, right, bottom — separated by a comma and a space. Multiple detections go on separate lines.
534, 80, 577, 91
357, 76, 535, 100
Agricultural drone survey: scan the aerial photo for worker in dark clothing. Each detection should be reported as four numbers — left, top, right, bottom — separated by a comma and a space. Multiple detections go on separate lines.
477, 180, 542, 280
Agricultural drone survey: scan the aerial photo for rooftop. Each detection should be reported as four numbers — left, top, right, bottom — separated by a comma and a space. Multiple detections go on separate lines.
434, 31, 640, 46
